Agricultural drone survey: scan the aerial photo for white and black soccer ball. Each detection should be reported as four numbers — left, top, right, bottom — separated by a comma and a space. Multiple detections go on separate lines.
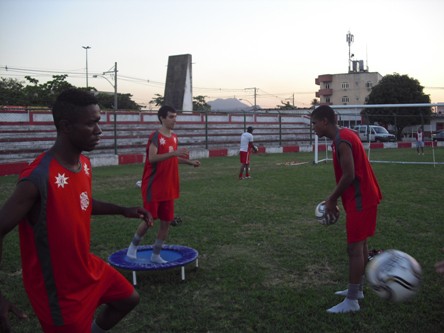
315, 201, 339, 225
365, 249, 422, 302
135, 180, 142, 188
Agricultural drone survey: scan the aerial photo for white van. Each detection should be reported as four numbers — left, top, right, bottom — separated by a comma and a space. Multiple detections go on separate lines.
352, 125, 396, 142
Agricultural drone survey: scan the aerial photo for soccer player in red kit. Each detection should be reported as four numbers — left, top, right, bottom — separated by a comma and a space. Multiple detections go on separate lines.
0, 89, 153, 332
127, 105, 200, 263
311, 105, 382, 314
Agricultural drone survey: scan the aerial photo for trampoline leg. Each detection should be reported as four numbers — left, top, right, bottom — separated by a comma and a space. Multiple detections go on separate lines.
132, 271, 137, 286
195, 258, 199, 268
181, 266, 185, 281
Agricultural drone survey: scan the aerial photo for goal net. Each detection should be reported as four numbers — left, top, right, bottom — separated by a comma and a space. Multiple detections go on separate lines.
313, 103, 444, 167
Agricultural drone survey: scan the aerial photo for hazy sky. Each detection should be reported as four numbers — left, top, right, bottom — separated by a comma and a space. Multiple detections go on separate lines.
1, 0, 443, 108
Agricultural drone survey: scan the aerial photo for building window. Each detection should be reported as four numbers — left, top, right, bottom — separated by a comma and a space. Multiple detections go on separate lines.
342, 96, 349, 103
341, 82, 349, 89
325, 97, 331, 103
324, 83, 330, 89
366, 81, 373, 88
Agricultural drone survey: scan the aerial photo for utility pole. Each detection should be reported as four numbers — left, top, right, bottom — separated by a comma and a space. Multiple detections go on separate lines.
82, 46, 91, 88
244, 87, 257, 110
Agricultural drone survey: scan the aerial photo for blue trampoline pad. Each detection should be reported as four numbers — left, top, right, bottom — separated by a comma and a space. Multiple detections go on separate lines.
108, 244, 199, 271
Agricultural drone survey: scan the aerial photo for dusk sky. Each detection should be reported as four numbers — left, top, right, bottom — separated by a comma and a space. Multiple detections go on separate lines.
1, 0, 443, 108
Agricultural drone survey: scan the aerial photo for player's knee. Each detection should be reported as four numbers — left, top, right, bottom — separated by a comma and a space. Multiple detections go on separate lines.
120, 290, 140, 313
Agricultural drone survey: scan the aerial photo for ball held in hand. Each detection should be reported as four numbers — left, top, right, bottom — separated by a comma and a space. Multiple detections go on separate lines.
315, 201, 340, 225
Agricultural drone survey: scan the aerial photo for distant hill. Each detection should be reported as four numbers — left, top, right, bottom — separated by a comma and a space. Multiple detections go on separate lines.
208, 98, 254, 111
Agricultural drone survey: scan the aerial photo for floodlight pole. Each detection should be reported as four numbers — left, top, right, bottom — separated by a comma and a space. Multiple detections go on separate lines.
82, 46, 91, 88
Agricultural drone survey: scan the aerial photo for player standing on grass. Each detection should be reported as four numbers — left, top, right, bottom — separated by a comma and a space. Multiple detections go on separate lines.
416, 127, 425, 155
239, 126, 257, 180
311, 105, 382, 314
126, 105, 200, 263
0, 89, 153, 333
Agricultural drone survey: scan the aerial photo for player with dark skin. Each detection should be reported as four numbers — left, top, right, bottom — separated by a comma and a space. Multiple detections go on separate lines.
312, 111, 364, 286
312, 105, 381, 313
0, 89, 153, 332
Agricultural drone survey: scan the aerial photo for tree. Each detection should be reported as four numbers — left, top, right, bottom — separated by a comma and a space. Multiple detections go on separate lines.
193, 95, 211, 112
0, 75, 141, 109
363, 73, 431, 139
0, 78, 25, 105
95, 91, 141, 110
276, 101, 296, 110
149, 94, 164, 107
310, 98, 319, 109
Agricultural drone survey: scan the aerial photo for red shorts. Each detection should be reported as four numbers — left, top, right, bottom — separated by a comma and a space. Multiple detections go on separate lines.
346, 206, 378, 243
144, 200, 175, 222
240, 151, 251, 164
38, 264, 134, 333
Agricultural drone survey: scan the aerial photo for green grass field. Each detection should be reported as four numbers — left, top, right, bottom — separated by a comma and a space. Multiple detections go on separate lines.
1, 148, 444, 332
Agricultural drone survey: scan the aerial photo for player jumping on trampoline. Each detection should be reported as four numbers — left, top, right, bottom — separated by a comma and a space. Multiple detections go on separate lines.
311, 105, 382, 314
0, 89, 153, 333
239, 126, 258, 180
127, 105, 200, 264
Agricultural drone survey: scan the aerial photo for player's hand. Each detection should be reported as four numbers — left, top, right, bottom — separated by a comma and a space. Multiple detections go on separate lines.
174, 147, 189, 159
191, 160, 200, 168
123, 207, 154, 227
324, 199, 339, 218
0, 293, 28, 333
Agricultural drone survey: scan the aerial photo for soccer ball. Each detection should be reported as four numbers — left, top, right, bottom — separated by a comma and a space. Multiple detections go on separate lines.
315, 201, 339, 225
365, 249, 422, 302
135, 180, 142, 188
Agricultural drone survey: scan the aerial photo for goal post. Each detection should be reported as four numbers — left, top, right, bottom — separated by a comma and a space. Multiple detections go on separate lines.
312, 103, 444, 166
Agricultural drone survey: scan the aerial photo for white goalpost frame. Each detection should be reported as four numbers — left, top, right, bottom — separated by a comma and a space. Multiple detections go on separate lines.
312, 103, 444, 166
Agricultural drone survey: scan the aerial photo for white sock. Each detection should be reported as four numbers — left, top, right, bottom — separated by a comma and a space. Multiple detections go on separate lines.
151, 253, 167, 264
326, 298, 360, 314
127, 233, 142, 258
91, 320, 107, 333
153, 238, 164, 255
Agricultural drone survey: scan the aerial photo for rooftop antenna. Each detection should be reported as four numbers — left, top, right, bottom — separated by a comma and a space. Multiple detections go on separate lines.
346, 31, 354, 72
366, 44, 369, 71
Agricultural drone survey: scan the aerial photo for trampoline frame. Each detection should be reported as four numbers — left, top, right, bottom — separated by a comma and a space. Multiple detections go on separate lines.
108, 244, 199, 285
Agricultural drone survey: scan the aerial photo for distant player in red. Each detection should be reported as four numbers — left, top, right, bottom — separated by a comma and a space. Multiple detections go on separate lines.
127, 105, 200, 263
239, 126, 258, 180
0, 89, 153, 333
311, 105, 382, 314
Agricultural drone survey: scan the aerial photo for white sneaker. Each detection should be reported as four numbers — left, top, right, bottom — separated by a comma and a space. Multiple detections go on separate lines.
334, 289, 364, 299
126, 245, 137, 259
327, 298, 360, 314
151, 253, 167, 264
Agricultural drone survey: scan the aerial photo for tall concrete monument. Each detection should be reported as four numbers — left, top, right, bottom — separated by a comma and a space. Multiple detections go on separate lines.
164, 54, 193, 111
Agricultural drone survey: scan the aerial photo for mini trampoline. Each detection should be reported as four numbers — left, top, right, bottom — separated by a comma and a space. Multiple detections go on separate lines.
108, 244, 198, 285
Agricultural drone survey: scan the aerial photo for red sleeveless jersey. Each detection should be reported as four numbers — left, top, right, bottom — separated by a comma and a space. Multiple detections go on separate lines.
141, 130, 180, 204
18, 152, 109, 326
332, 128, 382, 212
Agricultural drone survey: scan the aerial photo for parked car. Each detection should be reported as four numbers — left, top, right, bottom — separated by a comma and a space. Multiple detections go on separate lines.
432, 130, 444, 142
352, 125, 396, 142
